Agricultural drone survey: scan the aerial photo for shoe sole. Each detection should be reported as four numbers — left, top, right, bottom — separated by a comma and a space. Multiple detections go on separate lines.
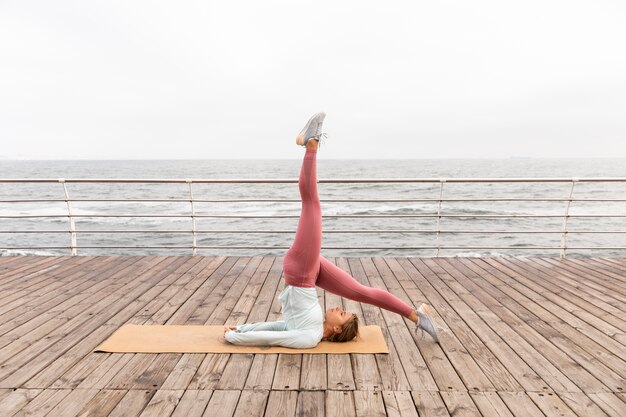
296, 112, 326, 145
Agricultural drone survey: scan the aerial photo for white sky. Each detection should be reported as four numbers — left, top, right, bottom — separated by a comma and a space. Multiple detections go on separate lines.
0, 0, 625, 159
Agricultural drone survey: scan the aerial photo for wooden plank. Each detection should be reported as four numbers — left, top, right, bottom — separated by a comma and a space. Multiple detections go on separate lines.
170, 390, 214, 417
296, 391, 325, 417
526, 391, 579, 417
503, 258, 626, 355
411, 391, 451, 417
0, 257, 64, 288
517, 258, 626, 327
74, 389, 128, 417
565, 258, 626, 290
145, 256, 229, 326
459, 258, 611, 393
218, 354, 255, 390
543, 258, 626, 300
0, 388, 41, 416
381, 391, 419, 417
233, 390, 269, 417
128, 353, 184, 390
439, 391, 482, 417
594, 259, 626, 282
8, 388, 72, 417
42, 388, 101, 417
137, 389, 185, 417
0, 256, 180, 388
435, 258, 548, 392
498, 392, 547, 417
189, 354, 229, 390
480, 258, 626, 390
0, 256, 93, 310
442, 258, 582, 393
27, 256, 202, 389
265, 390, 298, 417
161, 354, 206, 391
165, 256, 239, 324
326, 390, 356, 417
469, 392, 515, 417
588, 393, 626, 417
518, 260, 626, 341
202, 389, 240, 417
0, 257, 124, 339
300, 354, 327, 391
327, 352, 356, 391
353, 391, 386, 417
272, 352, 303, 391
246, 354, 279, 391
558, 391, 613, 417
99, 390, 153, 417
189, 256, 256, 324
107, 255, 241, 389
75, 354, 135, 389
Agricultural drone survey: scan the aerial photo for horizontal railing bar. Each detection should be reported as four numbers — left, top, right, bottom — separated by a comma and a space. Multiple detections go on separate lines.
2, 214, 626, 219
1, 177, 626, 184
1, 229, 626, 234
2, 246, 625, 250
2, 198, 626, 203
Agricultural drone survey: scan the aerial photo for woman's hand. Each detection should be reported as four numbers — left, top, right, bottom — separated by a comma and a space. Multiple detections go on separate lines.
223, 325, 237, 335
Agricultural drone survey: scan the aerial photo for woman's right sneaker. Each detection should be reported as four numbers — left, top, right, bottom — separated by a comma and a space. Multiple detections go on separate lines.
296, 112, 326, 146
416, 303, 439, 343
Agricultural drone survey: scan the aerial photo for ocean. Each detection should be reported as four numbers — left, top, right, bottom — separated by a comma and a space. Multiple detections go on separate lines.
1, 158, 625, 258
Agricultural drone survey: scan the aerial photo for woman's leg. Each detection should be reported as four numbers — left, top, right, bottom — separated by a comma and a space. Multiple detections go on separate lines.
315, 256, 414, 317
283, 145, 322, 288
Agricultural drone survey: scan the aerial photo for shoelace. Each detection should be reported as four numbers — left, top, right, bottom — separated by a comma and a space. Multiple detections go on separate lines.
415, 323, 426, 340
308, 132, 327, 148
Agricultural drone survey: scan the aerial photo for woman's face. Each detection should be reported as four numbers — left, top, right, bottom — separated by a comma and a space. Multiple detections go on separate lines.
325, 306, 353, 328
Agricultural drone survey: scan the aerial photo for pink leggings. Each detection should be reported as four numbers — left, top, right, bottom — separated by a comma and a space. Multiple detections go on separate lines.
283, 149, 414, 317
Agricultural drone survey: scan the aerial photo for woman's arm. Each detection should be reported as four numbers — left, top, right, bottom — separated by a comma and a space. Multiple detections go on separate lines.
224, 328, 320, 349
233, 320, 286, 333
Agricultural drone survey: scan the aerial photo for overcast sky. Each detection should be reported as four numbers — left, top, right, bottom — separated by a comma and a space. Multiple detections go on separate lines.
1, 0, 625, 159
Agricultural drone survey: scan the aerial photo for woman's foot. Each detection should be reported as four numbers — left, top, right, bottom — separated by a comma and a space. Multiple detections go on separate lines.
296, 112, 326, 147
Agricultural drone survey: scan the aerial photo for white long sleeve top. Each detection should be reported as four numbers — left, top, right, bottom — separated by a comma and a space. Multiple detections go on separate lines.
224, 285, 324, 349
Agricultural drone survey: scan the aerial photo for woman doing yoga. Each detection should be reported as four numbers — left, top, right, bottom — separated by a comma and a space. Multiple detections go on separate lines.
224, 113, 439, 348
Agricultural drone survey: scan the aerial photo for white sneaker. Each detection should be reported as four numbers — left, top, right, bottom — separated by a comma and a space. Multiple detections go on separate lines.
296, 112, 326, 146
416, 303, 439, 343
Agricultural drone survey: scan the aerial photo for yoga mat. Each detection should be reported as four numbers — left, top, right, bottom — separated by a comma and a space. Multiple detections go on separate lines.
95, 324, 388, 354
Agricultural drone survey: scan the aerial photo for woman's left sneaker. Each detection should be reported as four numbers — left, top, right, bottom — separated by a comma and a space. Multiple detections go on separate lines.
416, 303, 439, 343
296, 112, 326, 146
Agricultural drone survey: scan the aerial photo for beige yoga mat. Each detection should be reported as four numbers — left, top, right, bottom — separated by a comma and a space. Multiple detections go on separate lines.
95, 324, 388, 354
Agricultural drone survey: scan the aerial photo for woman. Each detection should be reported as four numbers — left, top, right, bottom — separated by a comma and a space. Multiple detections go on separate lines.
224, 113, 439, 348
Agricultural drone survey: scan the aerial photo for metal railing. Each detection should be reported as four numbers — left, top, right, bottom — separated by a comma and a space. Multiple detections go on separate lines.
0, 178, 625, 257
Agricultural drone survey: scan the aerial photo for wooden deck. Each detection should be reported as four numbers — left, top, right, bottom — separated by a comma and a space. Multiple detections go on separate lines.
0, 256, 625, 417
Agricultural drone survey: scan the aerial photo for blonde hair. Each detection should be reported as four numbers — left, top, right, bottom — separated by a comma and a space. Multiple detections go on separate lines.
327, 314, 359, 343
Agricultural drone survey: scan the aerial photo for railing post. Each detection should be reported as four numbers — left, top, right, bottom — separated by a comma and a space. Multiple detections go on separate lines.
187, 180, 197, 256
60, 179, 77, 256
560, 178, 577, 258
435, 179, 446, 257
